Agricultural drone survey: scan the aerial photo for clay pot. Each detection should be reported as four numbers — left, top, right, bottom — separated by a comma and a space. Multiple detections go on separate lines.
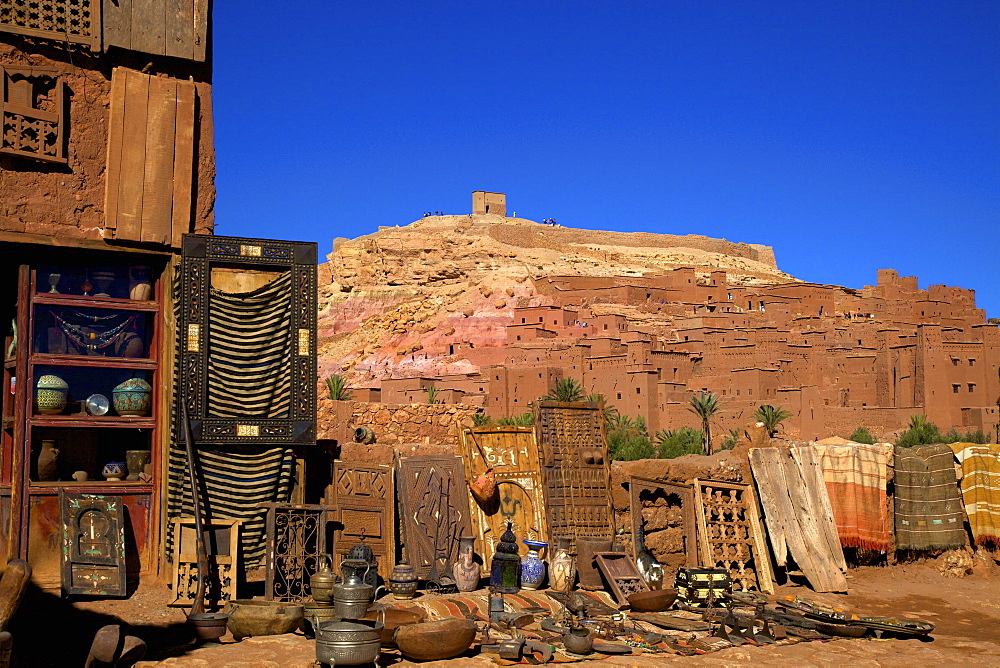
452, 536, 480, 592
563, 626, 594, 655
36, 439, 59, 481
575, 537, 613, 590
128, 266, 152, 300
389, 561, 418, 600
125, 450, 150, 481
627, 588, 677, 612
102, 462, 126, 481
362, 606, 425, 647
224, 600, 304, 640
549, 536, 576, 593
394, 619, 477, 661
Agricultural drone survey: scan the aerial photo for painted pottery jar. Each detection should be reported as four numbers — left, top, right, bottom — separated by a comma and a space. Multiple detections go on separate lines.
35, 374, 68, 415
388, 561, 418, 600
520, 540, 547, 590
125, 450, 151, 481
452, 536, 480, 592
548, 536, 576, 593
102, 461, 126, 481
112, 378, 152, 417
37, 439, 60, 481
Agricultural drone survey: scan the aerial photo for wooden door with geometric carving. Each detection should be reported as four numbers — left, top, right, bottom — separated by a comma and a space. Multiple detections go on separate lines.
458, 427, 547, 574
329, 463, 394, 581
60, 492, 127, 597
395, 455, 471, 579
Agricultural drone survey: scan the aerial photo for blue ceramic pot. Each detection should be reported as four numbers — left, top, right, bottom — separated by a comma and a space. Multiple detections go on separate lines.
521, 540, 548, 590
112, 378, 152, 417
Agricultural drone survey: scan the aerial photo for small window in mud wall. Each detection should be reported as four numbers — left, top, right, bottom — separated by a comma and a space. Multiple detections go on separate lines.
1, 66, 66, 164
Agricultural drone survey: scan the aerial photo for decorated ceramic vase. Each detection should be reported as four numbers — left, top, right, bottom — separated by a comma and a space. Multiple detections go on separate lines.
521, 539, 547, 590
548, 536, 576, 593
128, 266, 152, 300
453, 536, 480, 592
112, 378, 152, 416
102, 461, 126, 481
389, 561, 418, 600
125, 450, 151, 481
35, 374, 68, 415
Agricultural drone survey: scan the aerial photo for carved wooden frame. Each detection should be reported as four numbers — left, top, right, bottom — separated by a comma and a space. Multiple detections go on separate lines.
60, 492, 127, 597
169, 517, 240, 607
329, 462, 395, 582
594, 551, 650, 606
177, 234, 317, 445
1, 66, 67, 164
629, 477, 698, 567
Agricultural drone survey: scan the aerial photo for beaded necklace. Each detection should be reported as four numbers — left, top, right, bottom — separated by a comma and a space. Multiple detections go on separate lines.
50, 310, 137, 353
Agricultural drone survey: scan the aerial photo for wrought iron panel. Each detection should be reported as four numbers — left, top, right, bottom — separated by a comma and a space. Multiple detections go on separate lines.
396, 455, 472, 580
60, 492, 126, 597
329, 463, 394, 581
262, 503, 331, 602
534, 401, 613, 550
176, 234, 317, 445
169, 518, 240, 608
692, 479, 774, 594
458, 427, 547, 574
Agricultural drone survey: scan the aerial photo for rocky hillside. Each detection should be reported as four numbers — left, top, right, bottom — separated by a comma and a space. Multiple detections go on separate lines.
318, 214, 795, 385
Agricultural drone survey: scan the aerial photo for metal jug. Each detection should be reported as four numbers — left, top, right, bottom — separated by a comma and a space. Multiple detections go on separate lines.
310, 554, 336, 603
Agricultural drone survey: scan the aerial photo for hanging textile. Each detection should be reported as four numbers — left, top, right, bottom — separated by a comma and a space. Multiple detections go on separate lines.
207, 272, 292, 418
165, 445, 296, 569
894, 444, 967, 551
812, 442, 891, 551
948, 442, 1000, 547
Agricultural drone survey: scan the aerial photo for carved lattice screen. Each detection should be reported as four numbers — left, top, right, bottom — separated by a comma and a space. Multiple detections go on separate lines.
0, 0, 101, 49
1, 66, 66, 164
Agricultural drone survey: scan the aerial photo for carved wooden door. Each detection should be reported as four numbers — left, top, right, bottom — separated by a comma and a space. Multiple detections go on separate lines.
458, 427, 547, 573
395, 455, 471, 579
329, 463, 394, 581
60, 492, 127, 597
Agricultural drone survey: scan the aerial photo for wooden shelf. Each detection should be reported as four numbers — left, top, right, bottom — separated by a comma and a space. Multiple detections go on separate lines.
28, 415, 155, 429
31, 293, 159, 311
28, 482, 153, 495
30, 353, 156, 369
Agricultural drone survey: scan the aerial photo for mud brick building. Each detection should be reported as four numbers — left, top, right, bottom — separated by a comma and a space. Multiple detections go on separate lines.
1, 2, 214, 591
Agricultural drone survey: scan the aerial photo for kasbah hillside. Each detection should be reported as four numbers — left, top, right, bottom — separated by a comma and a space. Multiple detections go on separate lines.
1, 7, 999, 668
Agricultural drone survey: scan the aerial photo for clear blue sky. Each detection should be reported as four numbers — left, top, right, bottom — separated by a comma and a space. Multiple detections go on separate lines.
212, 1, 999, 318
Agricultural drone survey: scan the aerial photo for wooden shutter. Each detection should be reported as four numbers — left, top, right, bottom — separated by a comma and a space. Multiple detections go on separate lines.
102, 0, 208, 62
104, 67, 196, 247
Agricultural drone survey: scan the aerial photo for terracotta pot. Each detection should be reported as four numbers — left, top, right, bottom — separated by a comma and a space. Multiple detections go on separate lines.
394, 619, 477, 661
362, 606, 425, 647
549, 536, 576, 593
36, 439, 59, 481
452, 536, 480, 592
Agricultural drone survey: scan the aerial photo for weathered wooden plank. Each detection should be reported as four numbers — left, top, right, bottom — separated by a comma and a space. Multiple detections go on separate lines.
791, 447, 848, 572
103, 67, 127, 233
166, 0, 194, 60
192, 0, 208, 62
115, 68, 150, 241
749, 449, 788, 566
102, 0, 133, 52
131, 0, 166, 58
171, 79, 196, 247
140, 76, 177, 245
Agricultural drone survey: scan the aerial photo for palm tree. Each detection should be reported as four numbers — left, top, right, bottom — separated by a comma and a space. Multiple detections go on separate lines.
753, 404, 792, 437
688, 391, 721, 455
544, 377, 585, 402
325, 374, 353, 401
426, 387, 440, 404
587, 392, 619, 425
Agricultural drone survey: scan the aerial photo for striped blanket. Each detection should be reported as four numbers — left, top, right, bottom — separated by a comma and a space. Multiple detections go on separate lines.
166, 445, 296, 568
894, 444, 967, 550
948, 442, 1000, 547
813, 442, 891, 551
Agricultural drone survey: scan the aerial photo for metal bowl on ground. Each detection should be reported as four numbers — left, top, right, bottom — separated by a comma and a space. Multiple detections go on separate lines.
302, 603, 339, 638
224, 600, 304, 640
187, 613, 229, 642
362, 606, 426, 647
628, 588, 678, 612
393, 618, 477, 661
316, 619, 383, 666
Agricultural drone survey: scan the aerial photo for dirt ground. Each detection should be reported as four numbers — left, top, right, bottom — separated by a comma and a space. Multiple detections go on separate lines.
11, 560, 999, 667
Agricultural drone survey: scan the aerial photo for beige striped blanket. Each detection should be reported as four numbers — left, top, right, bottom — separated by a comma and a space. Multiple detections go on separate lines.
948, 442, 1000, 547
813, 442, 892, 551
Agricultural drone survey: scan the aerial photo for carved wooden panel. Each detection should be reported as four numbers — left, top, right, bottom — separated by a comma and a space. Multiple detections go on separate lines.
629, 477, 698, 567
177, 234, 317, 445
458, 427, 547, 574
60, 492, 126, 597
169, 518, 240, 608
1, 66, 66, 164
594, 551, 650, 606
0, 0, 101, 49
329, 463, 394, 581
534, 401, 613, 549
692, 479, 773, 594
396, 455, 472, 579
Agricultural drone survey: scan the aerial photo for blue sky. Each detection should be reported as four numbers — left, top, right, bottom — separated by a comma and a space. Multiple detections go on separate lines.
212, 1, 999, 317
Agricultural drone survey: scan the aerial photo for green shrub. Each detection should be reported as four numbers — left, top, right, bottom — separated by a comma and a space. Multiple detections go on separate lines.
471, 413, 492, 427
895, 415, 943, 448
496, 412, 534, 426
654, 426, 704, 459
719, 428, 741, 451
325, 374, 353, 401
608, 414, 654, 461
849, 427, 876, 444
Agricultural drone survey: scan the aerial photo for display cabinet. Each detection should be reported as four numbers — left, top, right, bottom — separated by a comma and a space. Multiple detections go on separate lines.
1, 257, 166, 591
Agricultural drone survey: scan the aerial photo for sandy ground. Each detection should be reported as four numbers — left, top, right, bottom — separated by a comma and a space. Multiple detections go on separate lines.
10, 560, 999, 667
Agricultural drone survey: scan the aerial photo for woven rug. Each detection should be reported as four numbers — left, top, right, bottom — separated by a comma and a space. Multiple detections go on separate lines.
813, 442, 891, 551
894, 443, 966, 550
948, 442, 1000, 547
